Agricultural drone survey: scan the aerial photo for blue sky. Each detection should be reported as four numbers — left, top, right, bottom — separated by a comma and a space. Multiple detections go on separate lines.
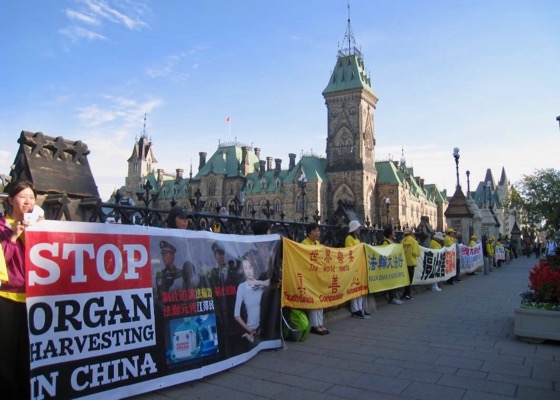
1, 0, 559, 202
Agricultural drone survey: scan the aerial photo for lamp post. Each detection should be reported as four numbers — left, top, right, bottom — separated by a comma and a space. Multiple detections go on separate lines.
385, 196, 390, 226
556, 115, 560, 130
453, 147, 461, 190
466, 170, 471, 198
298, 172, 307, 222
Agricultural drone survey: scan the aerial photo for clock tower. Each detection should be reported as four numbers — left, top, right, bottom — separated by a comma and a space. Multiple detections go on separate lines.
323, 12, 378, 222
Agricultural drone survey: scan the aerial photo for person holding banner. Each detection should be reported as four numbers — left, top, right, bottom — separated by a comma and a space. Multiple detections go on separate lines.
444, 228, 460, 284
381, 225, 403, 305
487, 236, 496, 271
166, 206, 190, 229
302, 222, 329, 335
401, 227, 421, 300
429, 232, 444, 291
467, 235, 479, 275
346, 220, 370, 318
0, 180, 41, 400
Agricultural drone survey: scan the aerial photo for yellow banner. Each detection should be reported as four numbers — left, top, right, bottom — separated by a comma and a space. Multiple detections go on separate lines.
281, 237, 368, 309
365, 243, 410, 292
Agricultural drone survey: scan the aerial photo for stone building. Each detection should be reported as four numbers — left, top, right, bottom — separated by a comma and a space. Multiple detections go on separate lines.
120, 17, 446, 229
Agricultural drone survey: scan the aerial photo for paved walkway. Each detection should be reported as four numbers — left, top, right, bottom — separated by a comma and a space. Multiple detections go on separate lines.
132, 255, 560, 400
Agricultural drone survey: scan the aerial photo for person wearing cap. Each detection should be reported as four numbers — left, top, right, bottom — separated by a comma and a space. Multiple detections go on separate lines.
401, 227, 421, 300
155, 240, 182, 300
207, 241, 232, 286
301, 222, 329, 335
346, 220, 370, 318
381, 225, 403, 305
428, 232, 445, 292
166, 206, 190, 229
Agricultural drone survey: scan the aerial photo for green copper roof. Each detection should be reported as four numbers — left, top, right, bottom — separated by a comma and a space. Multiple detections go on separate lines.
375, 161, 402, 185
194, 144, 259, 179
323, 54, 377, 97
285, 155, 328, 182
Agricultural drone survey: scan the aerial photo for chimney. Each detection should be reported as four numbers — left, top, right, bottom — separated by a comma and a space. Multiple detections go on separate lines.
259, 160, 266, 176
198, 152, 207, 171
157, 169, 164, 184
254, 147, 261, 159
266, 156, 273, 171
274, 158, 282, 173
241, 146, 250, 176
176, 168, 183, 182
289, 153, 296, 170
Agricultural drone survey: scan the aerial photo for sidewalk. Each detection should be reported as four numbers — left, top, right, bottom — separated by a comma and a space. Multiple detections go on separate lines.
132, 256, 560, 400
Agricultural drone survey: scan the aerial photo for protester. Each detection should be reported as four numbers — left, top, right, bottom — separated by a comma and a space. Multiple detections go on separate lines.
467, 235, 478, 275
166, 206, 190, 229
429, 232, 444, 291
381, 225, 403, 305
301, 222, 329, 335
0, 179, 42, 400
401, 227, 420, 300
444, 228, 460, 284
487, 236, 495, 272
346, 220, 370, 318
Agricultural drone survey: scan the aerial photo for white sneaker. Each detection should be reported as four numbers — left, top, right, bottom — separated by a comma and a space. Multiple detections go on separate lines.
390, 298, 403, 305
431, 284, 442, 292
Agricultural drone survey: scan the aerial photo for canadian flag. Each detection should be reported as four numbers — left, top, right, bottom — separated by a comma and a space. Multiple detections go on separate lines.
225, 117, 230, 123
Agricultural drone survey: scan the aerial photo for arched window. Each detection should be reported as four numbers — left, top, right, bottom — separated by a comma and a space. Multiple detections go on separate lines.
207, 180, 216, 196
274, 199, 282, 214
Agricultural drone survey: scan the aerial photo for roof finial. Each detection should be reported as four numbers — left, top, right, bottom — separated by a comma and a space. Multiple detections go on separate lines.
141, 113, 148, 139
338, 0, 360, 57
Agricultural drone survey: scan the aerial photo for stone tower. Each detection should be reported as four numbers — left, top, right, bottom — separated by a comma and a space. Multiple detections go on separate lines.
125, 115, 157, 193
322, 12, 378, 222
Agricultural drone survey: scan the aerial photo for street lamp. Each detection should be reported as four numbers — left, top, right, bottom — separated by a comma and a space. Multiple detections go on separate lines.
385, 196, 390, 226
556, 115, 560, 130
466, 170, 471, 198
453, 147, 460, 190
298, 172, 307, 222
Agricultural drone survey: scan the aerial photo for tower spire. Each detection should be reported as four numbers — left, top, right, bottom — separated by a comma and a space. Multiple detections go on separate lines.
338, 0, 361, 57
141, 113, 148, 139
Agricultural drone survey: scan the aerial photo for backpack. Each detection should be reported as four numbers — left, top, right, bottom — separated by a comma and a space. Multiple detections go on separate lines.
282, 309, 310, 342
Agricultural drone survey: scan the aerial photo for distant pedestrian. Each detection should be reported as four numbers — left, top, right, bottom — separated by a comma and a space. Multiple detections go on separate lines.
381, 225, 403, 305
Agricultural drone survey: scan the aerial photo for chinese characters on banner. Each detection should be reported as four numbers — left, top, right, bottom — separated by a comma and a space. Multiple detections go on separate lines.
458, 243, 484, 273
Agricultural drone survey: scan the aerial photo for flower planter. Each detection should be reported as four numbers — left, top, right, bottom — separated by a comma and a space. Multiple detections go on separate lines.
513, 307, 560, 343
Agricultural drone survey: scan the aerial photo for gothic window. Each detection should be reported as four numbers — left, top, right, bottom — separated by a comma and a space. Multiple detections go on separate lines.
260, 179, 267, 189
274, 199, 282, 214
134, 162, 139, 172
207, 180, 216, 196
247, 181, 253, 190
173, 187, 178, 195
244, 201, 254, 217
276, 179, 282, 188
162, 188, 167, 196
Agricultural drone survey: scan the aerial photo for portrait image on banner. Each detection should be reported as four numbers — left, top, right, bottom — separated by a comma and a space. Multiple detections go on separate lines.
25, 221, 281, 400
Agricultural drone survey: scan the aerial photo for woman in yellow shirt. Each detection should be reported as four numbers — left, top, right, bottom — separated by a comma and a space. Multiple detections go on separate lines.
346, 220, 370, 319
302, 223, 329, 335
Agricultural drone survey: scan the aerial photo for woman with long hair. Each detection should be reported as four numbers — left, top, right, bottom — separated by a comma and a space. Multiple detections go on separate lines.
0, 179, 42, 400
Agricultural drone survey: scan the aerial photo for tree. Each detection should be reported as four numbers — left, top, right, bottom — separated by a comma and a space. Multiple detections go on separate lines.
516, 168, 560, 231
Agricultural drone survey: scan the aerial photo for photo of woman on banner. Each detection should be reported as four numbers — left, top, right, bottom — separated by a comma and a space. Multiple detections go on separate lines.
234, 253, 269, 347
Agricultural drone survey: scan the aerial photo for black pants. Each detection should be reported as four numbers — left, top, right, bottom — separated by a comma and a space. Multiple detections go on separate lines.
402, 266, 415, 297
0, 297, 30, 400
